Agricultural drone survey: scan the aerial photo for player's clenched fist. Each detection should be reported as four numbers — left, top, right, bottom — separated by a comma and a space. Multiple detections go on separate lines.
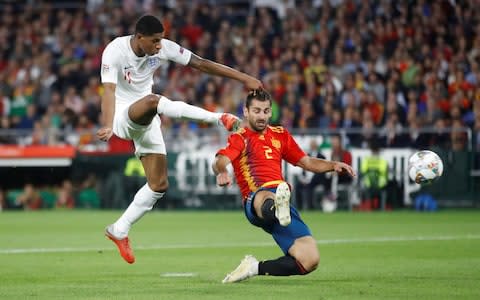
216, 172, 232, 187
97, 127, 113, 142
332, 161, 356, 178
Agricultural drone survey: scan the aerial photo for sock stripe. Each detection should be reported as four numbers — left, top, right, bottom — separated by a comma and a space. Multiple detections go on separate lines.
295, 259, 308, 274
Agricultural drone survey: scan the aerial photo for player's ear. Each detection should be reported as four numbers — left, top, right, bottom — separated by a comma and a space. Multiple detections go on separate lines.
243, 106, 248, 118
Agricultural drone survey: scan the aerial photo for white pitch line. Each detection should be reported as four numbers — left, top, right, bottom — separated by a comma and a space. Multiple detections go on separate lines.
1, 234, 479, 255
161, 273, 197, 277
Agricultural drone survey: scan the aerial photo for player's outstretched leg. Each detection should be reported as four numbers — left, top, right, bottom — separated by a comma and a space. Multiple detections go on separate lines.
154, 95, 241, 132
222, 254, 311, 283
222, 255, 259, 283
275, 182, 291, 226
105, 224, 135, 264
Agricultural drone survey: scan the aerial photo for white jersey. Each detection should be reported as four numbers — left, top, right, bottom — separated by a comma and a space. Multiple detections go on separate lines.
100, 35, 192, 109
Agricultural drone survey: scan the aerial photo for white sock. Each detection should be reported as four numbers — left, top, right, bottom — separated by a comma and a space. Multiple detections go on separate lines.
112, 183, 164, 238
156, 95, 221, 123
251, 261, 259, 276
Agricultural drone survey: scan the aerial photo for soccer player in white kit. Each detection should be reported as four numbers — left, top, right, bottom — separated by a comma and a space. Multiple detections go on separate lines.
98, 15, 262, 264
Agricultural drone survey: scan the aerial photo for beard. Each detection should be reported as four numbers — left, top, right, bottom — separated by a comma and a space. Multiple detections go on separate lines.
249, 119, 268, 132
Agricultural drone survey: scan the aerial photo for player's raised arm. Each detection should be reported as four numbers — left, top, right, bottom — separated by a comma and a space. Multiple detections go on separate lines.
296, 156, 356, 178
188, 54, 262, 90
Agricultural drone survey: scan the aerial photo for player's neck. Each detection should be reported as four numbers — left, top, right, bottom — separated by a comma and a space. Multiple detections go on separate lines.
247, 125, 267, 134
130, 36, 146, 57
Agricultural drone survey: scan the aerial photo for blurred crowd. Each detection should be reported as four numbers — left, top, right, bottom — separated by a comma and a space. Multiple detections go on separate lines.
0, 174, 100, 211
0, 0, 479, 154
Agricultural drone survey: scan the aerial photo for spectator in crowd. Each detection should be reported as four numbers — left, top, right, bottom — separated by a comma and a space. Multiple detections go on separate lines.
15, 183, 43, 210
307, 134, 354, 207
451, 118, 469, 151
56, 179, 75, 209
77, 173, 100, 209
381, 114, 410, 148
328, 134, 353, 201
295, 139, 322, 210
0, 116, 16, 144
408, 119, 431, 149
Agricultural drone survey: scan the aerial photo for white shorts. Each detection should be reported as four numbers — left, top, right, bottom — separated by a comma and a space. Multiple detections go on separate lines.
113, 106, 166, 157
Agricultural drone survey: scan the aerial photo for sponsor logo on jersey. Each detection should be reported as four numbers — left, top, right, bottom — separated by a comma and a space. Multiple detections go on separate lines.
123, 65, 134, 83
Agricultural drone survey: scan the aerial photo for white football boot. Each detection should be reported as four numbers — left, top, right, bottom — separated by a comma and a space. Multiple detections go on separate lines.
222, 255, 259, 283
275, 182, 291, 226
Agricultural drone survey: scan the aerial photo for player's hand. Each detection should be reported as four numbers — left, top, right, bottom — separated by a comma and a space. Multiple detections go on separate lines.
96, 126, 113, 142
242, 76, 263, 90
333, 162, 356, 178
216, 172, 232, 187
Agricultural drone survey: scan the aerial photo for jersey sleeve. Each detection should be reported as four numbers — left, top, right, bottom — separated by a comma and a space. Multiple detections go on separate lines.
160, 39, 192, 66
100, 42, 120, 84
216, 133, 245, 162
282, 129, 307, 165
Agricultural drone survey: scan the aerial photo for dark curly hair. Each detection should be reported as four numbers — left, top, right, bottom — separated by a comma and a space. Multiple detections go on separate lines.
246, 89, 272, 108
135, 15, 164, 36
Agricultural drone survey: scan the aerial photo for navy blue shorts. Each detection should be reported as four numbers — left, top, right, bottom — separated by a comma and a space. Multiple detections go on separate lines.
244, 186, 312, 254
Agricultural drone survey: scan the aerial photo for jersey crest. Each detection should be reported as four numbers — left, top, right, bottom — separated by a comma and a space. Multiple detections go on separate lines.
147, 57, 161, 69
271, 138, 281, 150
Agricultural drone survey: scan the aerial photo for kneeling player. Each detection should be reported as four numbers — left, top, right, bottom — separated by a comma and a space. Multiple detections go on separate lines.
213, 90, 355, 283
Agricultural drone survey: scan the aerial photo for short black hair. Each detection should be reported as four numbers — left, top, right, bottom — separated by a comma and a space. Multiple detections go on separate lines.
369, 137, 381, 153
135, 15, 164, 36
330, 133, 341, 140
246, 89, 272, 108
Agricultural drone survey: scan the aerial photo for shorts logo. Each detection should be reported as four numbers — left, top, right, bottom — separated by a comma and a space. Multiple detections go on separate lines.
102, 64, 110, 73
179, 47, 184, 54
147, 57, 160, 69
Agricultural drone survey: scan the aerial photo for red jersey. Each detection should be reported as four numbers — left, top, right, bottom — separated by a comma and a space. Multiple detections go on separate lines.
216, 126, 306, 200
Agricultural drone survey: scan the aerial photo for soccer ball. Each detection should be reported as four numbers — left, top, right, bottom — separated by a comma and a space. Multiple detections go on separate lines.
408, 150, 444, 184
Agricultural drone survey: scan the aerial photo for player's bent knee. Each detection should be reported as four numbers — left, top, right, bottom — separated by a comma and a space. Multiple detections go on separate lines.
148, 180, 169, 193
144, 94, 160, 102
290, 237, 320, 274
128, 94, 161, 125
296, 249, 320, 274
144, 94, 160, 109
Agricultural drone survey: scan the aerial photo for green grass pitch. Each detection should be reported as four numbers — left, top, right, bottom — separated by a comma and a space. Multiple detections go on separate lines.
0, 210, 479, 300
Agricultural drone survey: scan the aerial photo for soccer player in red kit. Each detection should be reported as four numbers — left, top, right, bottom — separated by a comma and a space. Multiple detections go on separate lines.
213, 90, 355, 283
